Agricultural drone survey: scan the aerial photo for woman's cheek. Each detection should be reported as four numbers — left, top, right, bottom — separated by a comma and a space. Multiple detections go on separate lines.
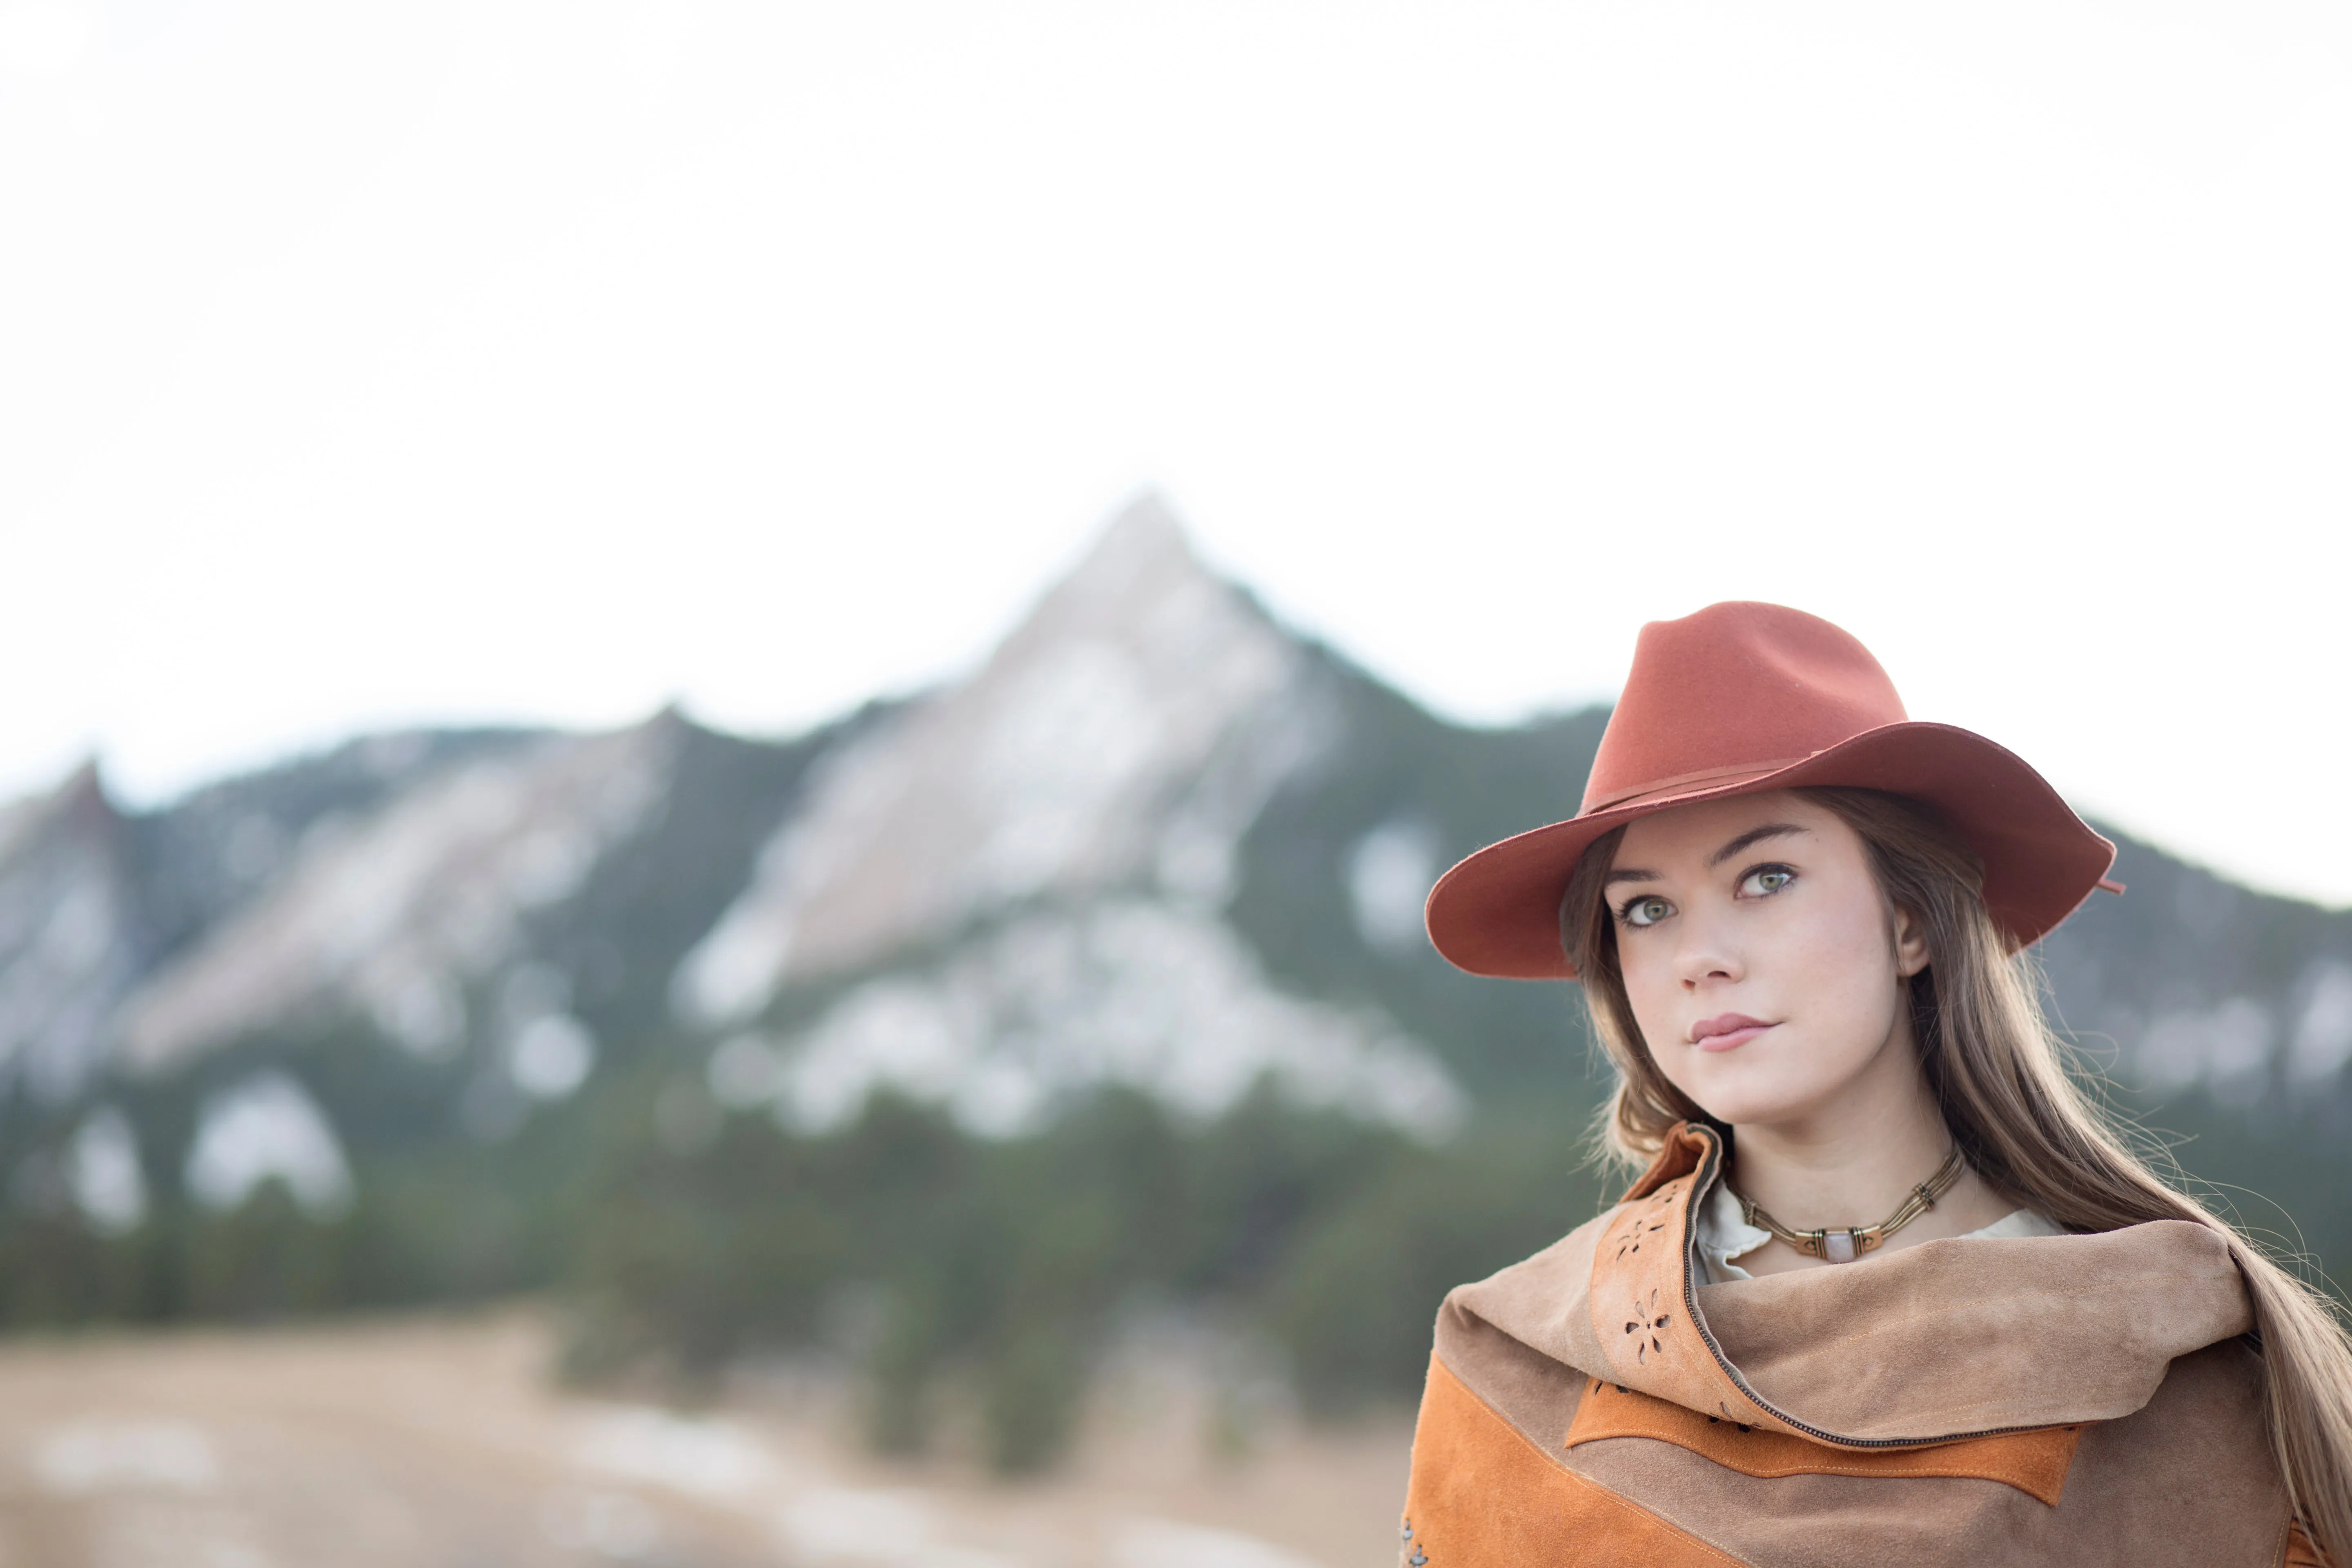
1787, 924, 1901, 1067
1621, 956, 1680, 1062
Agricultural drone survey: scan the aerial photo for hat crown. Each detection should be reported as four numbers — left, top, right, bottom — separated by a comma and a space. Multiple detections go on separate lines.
1581, 602, 1907, 814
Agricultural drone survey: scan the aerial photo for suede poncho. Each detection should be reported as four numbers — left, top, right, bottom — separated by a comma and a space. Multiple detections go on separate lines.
1398, 1123, 2321, 1567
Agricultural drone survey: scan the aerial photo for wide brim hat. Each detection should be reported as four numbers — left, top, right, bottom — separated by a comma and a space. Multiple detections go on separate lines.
1424, 601, 2119, 980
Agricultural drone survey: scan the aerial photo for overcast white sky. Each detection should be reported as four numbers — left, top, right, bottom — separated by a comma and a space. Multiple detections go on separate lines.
3, 0, 2349, 903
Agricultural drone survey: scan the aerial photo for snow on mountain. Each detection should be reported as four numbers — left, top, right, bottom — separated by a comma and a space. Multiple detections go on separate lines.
2290, 962, 2352, 1084
0, 765, 146, 1103
111, 716, 683, 1075
666, 497, 1469, 1140
1345, 817, 1443, 956
182, 1071, 353, 1216
710, 898, 1466, 1141
2095, 960, 2352, 1105
672, 495, 1337, 1028
2030, 835, 2352, 1107
64, 1105, 147, 1234
131, 727, 538, 968
4, 493, 2339, 1218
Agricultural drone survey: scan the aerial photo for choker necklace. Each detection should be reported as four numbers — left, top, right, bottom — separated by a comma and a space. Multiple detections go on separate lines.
1728, 1147, 1968, 1265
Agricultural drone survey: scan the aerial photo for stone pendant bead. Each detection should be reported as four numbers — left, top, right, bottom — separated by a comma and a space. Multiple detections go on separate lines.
1823, 1229, 1860, 1265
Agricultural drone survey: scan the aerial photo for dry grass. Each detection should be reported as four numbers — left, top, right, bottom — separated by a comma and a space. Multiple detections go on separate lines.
0, 1313, 1410, 1568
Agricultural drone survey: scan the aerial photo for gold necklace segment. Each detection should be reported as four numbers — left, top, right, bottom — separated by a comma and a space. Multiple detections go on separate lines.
1729, 1147, 1969, 1265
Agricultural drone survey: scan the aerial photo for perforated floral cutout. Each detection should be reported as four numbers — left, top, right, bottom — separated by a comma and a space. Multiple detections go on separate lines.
1602, 1179, 1683, 1271
1621, 1287, 1673, 1365
1585, 1123, 1820, 1443
1598, 1181, 1686, 1378
1612, 1215, 1669, 1263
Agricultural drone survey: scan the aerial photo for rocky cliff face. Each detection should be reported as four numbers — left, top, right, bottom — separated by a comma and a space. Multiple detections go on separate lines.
0, 499, 2345, 1240
0, 765, 145, 1105
114, 716, 684, 1075
674, 499, 1334, 1020
667, 499, 1446, 1142
2039, 835, 2352, 1111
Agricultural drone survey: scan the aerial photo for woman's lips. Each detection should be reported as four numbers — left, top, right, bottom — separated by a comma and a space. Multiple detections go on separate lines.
1690, 1014, 1775, 1052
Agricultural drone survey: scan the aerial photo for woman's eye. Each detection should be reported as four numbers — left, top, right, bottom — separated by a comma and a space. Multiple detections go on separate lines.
1740, 866, 1795, 898
1621, 895, 1673, 928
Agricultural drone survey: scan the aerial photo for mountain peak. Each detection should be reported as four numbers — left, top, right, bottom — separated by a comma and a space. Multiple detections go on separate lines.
0, 758, 119, 855
671, 496, 1331, 1025
988, 491, 1234, 667
58, 757, 112, 811
1098, 486, 1187, 547
1062, 489, 1193, 586
0, 757, 141, 1102
113, 719, 684, 1076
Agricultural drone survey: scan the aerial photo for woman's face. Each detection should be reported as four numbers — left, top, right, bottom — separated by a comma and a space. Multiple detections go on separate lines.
1604, 791, 1927, 1129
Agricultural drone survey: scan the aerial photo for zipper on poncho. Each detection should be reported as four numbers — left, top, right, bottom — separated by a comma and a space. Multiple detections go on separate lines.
1676, 1128, 2076, 1450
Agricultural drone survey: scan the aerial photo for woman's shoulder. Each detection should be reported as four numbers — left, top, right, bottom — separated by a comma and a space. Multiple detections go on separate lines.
1435, 1203, 1627, 1378
1448, 1203, 1624, 1311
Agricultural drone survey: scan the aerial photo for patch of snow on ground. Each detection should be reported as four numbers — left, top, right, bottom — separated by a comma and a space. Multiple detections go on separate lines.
777, 1488, 1016, 1568
1110, 1518, 1322, 1568
183, 1071, 353, 1215
763, 900, 1465, 1141
539, 1486, 660, 1559
34, 1420, 221, 1495
571, 1406, 777, 1501
561, 1406, 1040, 1568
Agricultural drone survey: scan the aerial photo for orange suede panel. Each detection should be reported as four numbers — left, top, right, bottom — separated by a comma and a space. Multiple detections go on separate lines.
1592, 1165, 1779, 1428
1403, 1355, 1748, 1568
1564, 1378, 2085, 1506
1621, 1125, 1710, 1202
1590, 1129, 1799, 1441
2283, 1524, 2325, 1567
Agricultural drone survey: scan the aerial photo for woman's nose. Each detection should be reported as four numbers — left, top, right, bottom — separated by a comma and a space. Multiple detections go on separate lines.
1673, 916, 1742, 989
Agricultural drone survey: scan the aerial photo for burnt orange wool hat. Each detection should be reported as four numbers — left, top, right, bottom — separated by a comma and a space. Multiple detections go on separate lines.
1423, 601, 2120, 980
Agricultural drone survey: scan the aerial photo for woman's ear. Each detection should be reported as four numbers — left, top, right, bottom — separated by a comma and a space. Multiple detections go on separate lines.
1892, 905, 1930, 978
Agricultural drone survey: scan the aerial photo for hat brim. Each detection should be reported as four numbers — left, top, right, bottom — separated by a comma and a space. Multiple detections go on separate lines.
1422, 721, 2117, 980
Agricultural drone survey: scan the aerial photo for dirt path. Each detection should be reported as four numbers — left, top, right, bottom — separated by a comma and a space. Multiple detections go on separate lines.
0, 1315, 1410, 1568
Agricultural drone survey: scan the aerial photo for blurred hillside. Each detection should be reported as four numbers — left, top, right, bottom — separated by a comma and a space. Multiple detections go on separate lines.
0, 498, 2346, 1472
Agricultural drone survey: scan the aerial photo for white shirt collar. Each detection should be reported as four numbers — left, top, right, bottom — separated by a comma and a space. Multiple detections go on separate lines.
1691, 1180, 2066, 1283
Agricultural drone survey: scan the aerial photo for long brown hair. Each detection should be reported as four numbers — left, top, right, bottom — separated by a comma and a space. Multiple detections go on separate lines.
1561, 786, 2352, 1561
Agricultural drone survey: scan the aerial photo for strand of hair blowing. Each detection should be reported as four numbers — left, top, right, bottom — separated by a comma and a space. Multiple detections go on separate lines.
1560, 788, 2352, 1561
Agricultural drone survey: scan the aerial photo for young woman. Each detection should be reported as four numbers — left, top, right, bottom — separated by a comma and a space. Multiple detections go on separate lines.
1403, 601, 2350, 1567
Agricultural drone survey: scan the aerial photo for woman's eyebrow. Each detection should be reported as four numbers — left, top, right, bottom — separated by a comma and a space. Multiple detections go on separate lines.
1706, 823, 1808, 867
1602, 866, 1659, 886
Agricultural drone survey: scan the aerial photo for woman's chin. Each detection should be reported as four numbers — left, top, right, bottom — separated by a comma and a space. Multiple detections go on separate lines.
1681, 1080, 1845, 1132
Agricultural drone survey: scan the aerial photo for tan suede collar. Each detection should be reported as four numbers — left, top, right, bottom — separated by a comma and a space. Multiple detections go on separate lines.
1451, 1123, 2254, 1448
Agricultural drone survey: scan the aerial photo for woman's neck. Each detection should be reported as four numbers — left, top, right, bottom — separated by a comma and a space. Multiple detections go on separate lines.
1726, 1029, 2012, 1274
